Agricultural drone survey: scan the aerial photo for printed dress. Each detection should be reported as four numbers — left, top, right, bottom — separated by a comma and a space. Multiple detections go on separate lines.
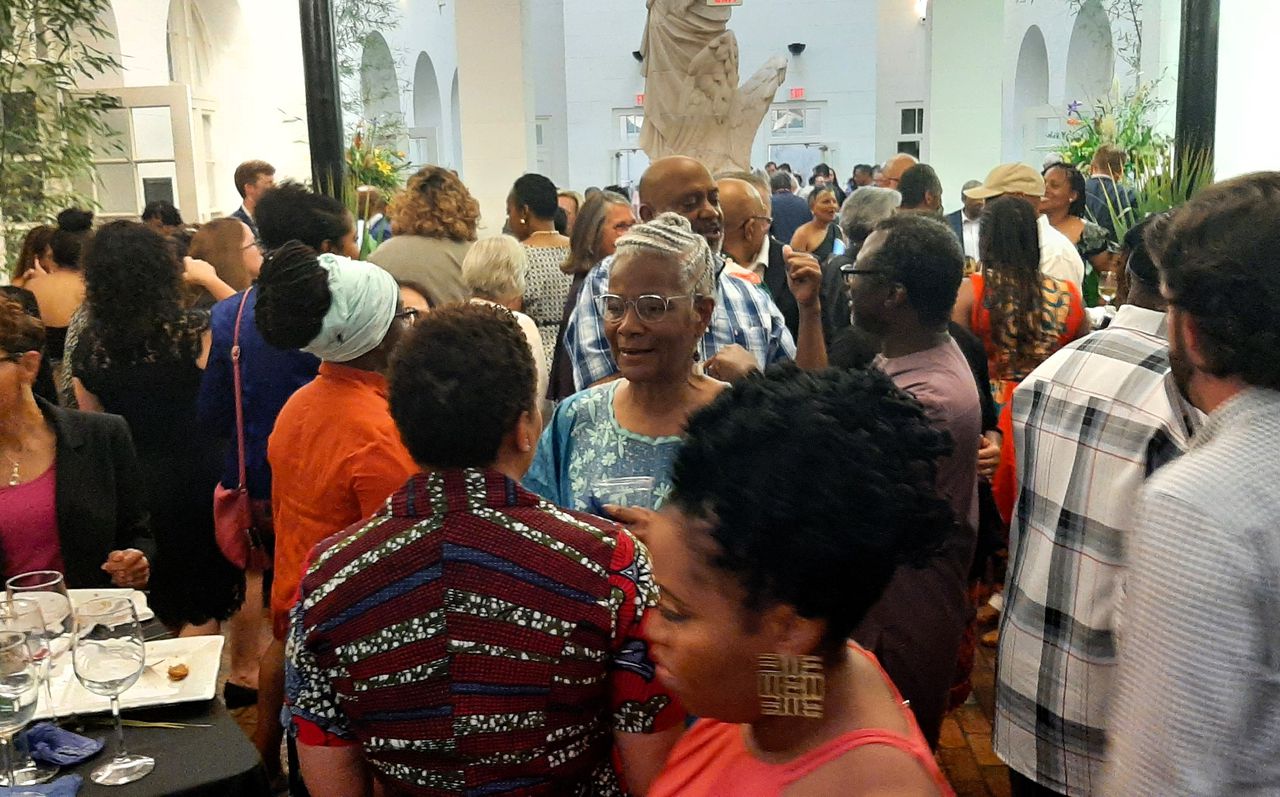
521, 244, 573, 371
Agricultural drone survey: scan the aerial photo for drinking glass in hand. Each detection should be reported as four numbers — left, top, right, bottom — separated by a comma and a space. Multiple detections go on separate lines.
5, 571, 72, 646
72, 597, 153, 785
0, 631, 42, 797
0, 599, 58, 785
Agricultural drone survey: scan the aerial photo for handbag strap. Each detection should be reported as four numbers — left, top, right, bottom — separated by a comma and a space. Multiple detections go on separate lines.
230, 288, 252, 491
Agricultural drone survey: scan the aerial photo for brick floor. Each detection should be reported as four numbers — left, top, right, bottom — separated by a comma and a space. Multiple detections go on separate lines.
937, 642, 1010, 796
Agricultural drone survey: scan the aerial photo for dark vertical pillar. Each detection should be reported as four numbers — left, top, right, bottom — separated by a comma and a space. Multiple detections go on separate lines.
1174, 0, 1219, 174
298, 0, 344, 193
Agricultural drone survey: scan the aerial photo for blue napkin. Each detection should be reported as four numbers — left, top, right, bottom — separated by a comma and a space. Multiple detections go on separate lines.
20, 723, 103, 766
0, 774, 82, 796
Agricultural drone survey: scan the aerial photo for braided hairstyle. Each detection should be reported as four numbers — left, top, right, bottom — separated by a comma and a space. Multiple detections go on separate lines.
253, 241, 331, 350
613, 212, 714, 297
669, 365, 954, 655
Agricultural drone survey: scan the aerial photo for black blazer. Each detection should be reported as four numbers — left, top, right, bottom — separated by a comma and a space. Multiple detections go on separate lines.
34, 398, 154, 588
945, 209, 965, 243
761, 237, 800, 340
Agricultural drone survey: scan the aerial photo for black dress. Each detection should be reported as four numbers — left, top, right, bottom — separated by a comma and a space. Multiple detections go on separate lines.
72, 310, 242, 627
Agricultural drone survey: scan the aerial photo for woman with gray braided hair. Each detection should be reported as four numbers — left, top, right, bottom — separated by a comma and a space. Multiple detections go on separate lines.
525, 213, 726, 512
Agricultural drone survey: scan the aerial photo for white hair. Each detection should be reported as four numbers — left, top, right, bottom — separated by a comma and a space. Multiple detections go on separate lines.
839, 187, 901, 243
613, 212, 715, 296
462, 236, 528, 302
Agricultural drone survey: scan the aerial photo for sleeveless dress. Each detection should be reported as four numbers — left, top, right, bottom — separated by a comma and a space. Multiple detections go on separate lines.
968, 272, 1086, 521
521, 244, 573, 371
73, 310, 243, 627
649, 646, 955, 796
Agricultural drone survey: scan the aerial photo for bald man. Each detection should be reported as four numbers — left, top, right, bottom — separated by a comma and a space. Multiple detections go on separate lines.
563, 156, 825, 388
876, 152, 918, 190
719, 176, 805, 341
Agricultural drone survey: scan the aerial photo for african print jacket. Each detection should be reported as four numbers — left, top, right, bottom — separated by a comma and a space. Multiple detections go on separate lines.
285, 468, 682, 796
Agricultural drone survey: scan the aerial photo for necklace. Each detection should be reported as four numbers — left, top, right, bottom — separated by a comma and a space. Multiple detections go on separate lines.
3, 454, 17, 487
527, 230, 560, 240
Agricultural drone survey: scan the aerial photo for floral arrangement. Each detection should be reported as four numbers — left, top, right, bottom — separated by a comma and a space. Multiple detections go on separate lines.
344, 123, 408, 194
1054, 81, 1169, 179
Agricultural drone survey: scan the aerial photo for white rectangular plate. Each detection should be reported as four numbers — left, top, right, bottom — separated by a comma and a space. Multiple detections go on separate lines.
67, 589, 155, 623
35, 635, 224, 719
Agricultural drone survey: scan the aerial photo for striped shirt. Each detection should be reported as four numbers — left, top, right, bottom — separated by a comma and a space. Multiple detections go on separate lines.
562, 254, 796, 390
1105, 386, 1280, 796
285, 469, 682, 796
994, 305, 1199, 795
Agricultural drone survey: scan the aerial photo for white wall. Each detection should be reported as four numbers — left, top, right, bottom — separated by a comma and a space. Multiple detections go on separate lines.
876, 0, 928, 163
928, 0, 1005, 214
1216, 0, 1280, 178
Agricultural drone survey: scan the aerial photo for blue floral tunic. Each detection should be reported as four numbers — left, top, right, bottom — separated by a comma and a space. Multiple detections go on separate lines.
524, 381, 681, 512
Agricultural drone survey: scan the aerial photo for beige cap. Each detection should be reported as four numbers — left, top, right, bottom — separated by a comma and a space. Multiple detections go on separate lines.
964, 163, 1045, 199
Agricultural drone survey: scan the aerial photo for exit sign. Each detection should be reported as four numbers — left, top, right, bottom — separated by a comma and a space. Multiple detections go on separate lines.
790, 87, 805, 100
707, 0, 742, 5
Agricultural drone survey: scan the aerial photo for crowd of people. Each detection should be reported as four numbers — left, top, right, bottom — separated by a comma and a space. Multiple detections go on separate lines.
1, 145, 1276, 797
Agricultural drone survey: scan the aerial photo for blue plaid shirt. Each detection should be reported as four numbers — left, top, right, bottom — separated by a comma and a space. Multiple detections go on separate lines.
562, 255, 796, 390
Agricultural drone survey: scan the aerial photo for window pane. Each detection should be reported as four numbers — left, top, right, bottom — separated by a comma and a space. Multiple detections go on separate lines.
901, 108, 914, 135
94, 108, 130, 159
896, 140, 921, 159
131, 107, 175, 161
96, 162, 138, 214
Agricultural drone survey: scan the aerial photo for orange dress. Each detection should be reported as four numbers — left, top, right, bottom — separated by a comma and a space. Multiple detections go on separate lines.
968, 273, 1085, 522
266, 362, 417, 639
649, 647, 955, 797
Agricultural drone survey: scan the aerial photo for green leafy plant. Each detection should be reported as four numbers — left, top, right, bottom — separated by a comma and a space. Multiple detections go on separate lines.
345, 123, 408, 195
0, 0, 123, 269
1055, 81, 1169, 179
1107, 146, 1214, 243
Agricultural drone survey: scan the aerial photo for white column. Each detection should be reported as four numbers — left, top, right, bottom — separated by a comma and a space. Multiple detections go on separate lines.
926, 0, 1005, 213
1216, 0, 1280, 179
454, 0, 536, 235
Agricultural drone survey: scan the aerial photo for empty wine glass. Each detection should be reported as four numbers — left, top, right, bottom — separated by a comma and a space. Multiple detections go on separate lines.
0, 632, 42, 797
0, 599, 58, 786
72, 597, 153, 786
5, 572, 72, 651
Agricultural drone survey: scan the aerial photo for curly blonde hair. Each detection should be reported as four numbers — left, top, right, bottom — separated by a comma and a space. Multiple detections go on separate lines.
388, 166, 480, 242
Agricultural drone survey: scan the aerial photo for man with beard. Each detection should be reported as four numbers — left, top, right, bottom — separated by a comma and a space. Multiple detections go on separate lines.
1104, 172, 1280, 796
563, 156, 824, 389
994, 215, 1199, 797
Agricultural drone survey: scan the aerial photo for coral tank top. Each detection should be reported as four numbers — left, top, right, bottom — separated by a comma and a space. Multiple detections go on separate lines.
649, 646, 954, 796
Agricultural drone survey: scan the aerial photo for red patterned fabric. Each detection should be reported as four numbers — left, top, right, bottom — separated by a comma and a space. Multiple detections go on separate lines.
285, 469, 682, 796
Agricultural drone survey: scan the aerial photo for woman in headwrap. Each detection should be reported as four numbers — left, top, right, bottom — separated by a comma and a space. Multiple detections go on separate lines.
252, 242, 418, 791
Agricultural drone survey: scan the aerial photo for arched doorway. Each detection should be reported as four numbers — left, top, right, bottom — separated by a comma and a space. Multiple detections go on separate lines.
360, 32, 401, 131
1012, 26, 1053, 166
411, 52, 443, 167
1064, 0, 1115, 107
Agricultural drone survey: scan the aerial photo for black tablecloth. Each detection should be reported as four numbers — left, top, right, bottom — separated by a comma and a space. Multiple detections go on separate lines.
63, 698, 270, 797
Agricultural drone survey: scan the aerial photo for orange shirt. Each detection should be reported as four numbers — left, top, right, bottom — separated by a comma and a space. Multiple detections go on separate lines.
267, 362, 417, 638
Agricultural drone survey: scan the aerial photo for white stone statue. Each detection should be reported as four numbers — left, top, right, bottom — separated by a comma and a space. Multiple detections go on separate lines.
639, 0, 787, 174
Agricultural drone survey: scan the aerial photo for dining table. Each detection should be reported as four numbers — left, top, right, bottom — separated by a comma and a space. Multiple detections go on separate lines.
24, 614, 272, 796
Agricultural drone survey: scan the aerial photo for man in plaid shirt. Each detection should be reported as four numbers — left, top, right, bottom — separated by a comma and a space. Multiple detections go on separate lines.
993, 216, 1200, 796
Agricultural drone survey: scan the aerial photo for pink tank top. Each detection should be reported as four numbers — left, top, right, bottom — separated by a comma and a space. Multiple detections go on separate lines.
0, 465, 66, 579
649, 646, 955, 796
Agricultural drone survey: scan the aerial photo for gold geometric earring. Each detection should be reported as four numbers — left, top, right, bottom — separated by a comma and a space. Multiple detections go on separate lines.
757, 653, 825, 719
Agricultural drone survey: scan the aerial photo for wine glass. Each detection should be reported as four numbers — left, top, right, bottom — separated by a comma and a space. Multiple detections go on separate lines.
0, 632, 42, 797
5, 572, 72, 650
0, 599, 58, 786
1098, 269, 1119, 305
72, 597, 153, 785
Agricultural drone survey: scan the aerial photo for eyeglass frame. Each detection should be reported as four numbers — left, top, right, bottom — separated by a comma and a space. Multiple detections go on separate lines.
596, 293, 696, 324
838, 262, 892, 285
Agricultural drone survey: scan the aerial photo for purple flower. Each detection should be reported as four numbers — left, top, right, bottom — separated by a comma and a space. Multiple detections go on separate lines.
1067, 100, 1083, 116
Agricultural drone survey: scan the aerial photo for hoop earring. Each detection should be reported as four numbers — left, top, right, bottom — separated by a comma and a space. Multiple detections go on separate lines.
757, 653, 825, 719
